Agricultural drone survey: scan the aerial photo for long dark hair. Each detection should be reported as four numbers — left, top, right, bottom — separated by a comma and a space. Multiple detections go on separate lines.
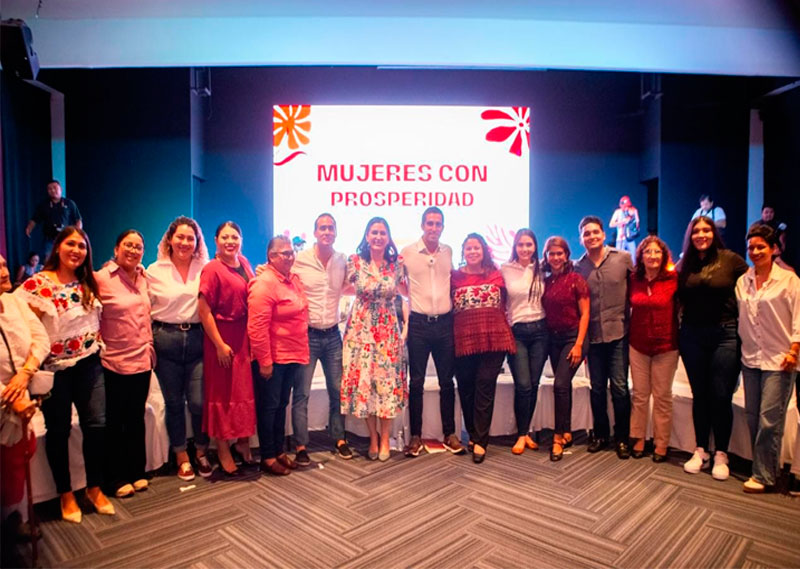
43, 226, 99, 310
461, 233, 497, 273
541, 236, 574, 275
634, 235, 672, 280
509, 228, 542, 300
677, 216, 725, 276
356, 217, 398, 264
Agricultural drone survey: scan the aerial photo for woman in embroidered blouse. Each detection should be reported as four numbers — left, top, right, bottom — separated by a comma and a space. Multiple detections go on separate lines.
628, 236, 679, 462
736, 224, 800, 493
147, 216, 212, 481
198, 221, 256, 477
678, 217, 748, 481
452, 233, 515, 464
501, 229, 549, 455
540, 236, 590, 462
16, 226, 114, 523
1, 253, 49, 534
341, 217, 408, 462
94, 229, 155, 498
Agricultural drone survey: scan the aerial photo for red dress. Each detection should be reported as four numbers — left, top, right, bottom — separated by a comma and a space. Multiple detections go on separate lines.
199, 257, 257, 440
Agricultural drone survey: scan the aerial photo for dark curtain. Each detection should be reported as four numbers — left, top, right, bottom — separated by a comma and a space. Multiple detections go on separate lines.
1, 70, 52, 277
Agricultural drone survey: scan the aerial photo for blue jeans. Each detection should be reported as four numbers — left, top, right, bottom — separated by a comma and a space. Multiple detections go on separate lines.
254, 362, 300, 459
743, 366, 795, 486
588, 337, 631, 441
679, 323, 740, 452
41, 353, 106, 494
153, 324, 208, 452
292, 327, 345, 448
508, 320, 549, 437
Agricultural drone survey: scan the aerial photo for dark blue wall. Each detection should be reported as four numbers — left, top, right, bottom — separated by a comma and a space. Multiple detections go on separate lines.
38, 68, 191, 266
17, 67, 783, 269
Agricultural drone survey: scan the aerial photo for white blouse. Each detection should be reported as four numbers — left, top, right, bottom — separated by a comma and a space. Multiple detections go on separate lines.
146, 258, 205, 324
501, 261, 546, 325
0, 293, 50, 381
14, 274, 102, 372
736, 263, 800, 371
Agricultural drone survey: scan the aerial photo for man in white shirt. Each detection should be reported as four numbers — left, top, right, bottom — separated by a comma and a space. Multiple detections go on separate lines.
290, 213, 352, 462
401, 207, 464, 457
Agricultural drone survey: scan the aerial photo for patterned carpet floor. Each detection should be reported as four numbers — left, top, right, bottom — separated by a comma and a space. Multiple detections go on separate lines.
6, 432, 800, 569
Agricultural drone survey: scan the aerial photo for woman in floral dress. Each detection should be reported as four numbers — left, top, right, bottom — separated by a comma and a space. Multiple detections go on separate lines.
341, 217, 408, 461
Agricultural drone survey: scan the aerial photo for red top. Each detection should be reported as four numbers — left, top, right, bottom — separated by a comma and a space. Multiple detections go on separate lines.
542, 271, 590, 333
247, 264, 309, 367
451, 268, 515, 357
199, 256, 254, 322
629, 272, 679, 356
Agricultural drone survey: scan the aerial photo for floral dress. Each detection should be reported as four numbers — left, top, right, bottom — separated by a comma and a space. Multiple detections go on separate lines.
341, 254, 407, 419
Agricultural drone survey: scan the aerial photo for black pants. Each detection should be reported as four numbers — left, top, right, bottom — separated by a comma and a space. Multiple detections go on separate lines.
455, 351, 506, 448
41, 353, 106, 494
407, 312, 456, 438
549, 330, 586, 436
679, 323, 740, 452
253, 361, 298, 460
104, 368, 151, 488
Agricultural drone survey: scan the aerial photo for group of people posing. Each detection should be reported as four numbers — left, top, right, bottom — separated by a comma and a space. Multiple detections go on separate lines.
1, 205, 799, 529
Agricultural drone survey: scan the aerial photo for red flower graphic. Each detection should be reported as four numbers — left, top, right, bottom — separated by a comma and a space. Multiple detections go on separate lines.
23, 280, 37, 291
67, 338, 81, 352
51, 342, 64, 355
40, 287, 53, 298
481, 107, 530, 156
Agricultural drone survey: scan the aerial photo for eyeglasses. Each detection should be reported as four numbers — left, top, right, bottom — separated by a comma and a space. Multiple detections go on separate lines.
121, 243, 144, 252
274, 250, 294, 258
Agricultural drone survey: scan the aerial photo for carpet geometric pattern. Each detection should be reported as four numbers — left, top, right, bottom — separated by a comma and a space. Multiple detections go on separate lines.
11, 434, 800, 569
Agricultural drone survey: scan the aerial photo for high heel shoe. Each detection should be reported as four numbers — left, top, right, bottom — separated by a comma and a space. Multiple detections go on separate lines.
379, 448, 391, 462
86, 487, 115, 515
525, 435, 539, 450
231, 444, 258, 466
512, 437, 527, 455
562, 433, 573, 448
60, 492, 82, 524
367, 449, 379, 461
550, 441, 564, 462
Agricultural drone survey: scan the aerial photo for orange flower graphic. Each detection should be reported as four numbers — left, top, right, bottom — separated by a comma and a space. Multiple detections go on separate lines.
273, 105, 311, 150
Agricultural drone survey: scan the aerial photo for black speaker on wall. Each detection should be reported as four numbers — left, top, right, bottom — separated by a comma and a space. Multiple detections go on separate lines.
1, 19, 40, 80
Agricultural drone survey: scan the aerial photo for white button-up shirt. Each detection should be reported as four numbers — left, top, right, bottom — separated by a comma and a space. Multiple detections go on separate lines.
401, 239, 453, 315
291, 246, 347, 329
736, 263, 800, 371
146, 258, 205, 324
501, 261, 546, 325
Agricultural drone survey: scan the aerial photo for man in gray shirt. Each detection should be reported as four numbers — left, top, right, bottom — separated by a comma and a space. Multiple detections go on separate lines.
576, 215, 633, 459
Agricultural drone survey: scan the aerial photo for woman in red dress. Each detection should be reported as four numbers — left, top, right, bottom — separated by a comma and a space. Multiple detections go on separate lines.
198, 221, 256, 476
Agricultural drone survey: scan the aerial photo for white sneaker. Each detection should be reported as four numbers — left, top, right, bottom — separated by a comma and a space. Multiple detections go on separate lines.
712, 451, 729, 481
683, 447, 710, 474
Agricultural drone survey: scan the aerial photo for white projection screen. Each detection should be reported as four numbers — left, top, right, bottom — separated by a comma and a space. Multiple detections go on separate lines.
273, 105, 530, 263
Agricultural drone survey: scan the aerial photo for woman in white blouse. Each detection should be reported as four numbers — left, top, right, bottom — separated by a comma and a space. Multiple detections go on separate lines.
0, 254, 49, 534
501, 229, 550, 455
16, 227, 114, 523
736, 224, 800, 493
147, 216, 212, 481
